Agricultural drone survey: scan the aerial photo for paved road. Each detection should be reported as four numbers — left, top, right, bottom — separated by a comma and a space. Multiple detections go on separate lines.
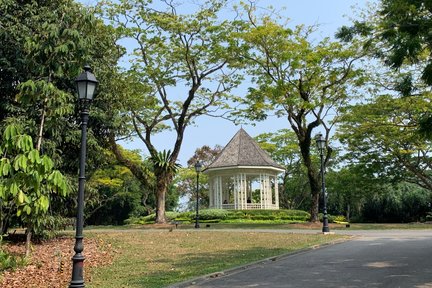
172, 230, 432, 288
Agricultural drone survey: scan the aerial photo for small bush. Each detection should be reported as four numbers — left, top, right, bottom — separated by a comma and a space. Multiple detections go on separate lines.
0, 249, 27, 271
0, 235, 27, 271
318, 214, 348, 223
333, 215, 347, 223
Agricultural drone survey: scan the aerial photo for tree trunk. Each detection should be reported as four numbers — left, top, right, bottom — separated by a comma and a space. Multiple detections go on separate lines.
155, 173, 170, 224
298, 136, 321, 222
346, 203, 351, 223
25, 226, 32, 258
308, 170, 321, 222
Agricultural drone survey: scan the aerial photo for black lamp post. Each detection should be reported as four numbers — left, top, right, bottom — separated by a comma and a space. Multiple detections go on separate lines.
194, 161, 202, 229
316, 133, 330, 233
70, 66, 98, 288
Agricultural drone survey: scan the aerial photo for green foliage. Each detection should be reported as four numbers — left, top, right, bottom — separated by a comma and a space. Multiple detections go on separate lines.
361, 183, 431, 223
32, 215, 74, 240
319, 214, 347, 224
151, 150, 181, 175
0, 124, 68, 233
255, 130, 311, 210
86, 157, 146, 225
338, 93, 432, 191
333, 215, 348, 223
175, 145, 222, 210
0, 0, 124, 232
235, 4, 365, 222
99, 0, 246, 223
0, 248, 27, 272
198, 209, 230, 221
337, 0, 432, 134
338, 0, 432, 86
125, 209, 310, 224
0, 233, 27, 271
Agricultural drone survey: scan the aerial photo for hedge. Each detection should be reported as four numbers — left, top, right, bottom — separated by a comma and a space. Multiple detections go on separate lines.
125, 209, 310, 225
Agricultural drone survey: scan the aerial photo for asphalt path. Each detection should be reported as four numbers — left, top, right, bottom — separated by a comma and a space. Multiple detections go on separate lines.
172, 230, 432, 288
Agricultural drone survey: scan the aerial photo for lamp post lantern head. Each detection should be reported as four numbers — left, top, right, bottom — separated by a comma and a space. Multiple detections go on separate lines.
194, 161, 202, 173
75, 65, 98, 102
315, 133, 326, 154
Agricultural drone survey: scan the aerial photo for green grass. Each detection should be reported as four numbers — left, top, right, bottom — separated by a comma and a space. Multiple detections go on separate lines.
126, 222, 432, 230
87, 230, 345, 288
340, 223, 432, 230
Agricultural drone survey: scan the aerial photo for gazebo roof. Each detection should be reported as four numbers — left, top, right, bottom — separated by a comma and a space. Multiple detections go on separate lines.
205, 128, 284, 172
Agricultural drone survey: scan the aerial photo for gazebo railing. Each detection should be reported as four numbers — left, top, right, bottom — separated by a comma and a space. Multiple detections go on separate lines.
221, 203, 278, 210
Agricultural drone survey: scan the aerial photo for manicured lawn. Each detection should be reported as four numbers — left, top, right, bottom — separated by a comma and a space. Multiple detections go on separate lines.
126, 222, 432, 231
87, 230, 345, 288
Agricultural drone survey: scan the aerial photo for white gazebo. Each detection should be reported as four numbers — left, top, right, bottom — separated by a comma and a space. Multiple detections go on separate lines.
204, 128, 284, 210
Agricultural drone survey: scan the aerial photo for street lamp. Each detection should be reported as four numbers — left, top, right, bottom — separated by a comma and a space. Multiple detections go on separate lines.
70, 66, 98, 288
316, 133, 330, 233
194, 161, 202, 229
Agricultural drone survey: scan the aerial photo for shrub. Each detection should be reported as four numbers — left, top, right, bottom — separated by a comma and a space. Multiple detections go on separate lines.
333, 215, 347, 223
0, 235, 26, 271
204, 209, 310, 223
426, 212, 432, 222
165, 211, 179, 221
0, 249, 26, 271
198, 209, 230, 221
125, 209, 311, 224
33, 215, 75, 240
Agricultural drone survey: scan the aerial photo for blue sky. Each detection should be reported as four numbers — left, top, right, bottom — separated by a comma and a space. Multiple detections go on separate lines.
79, 0, 372, 165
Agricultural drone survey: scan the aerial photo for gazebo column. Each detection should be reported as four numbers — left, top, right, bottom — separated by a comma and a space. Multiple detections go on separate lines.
259, 174, 264, 209
237, 174, 243, 209
219, 176, 223, 208
206, 168, 283, 211
209, 178, 213, 208
274, 175, 279, 209
234, 175, 238, 209
264, 174, 270, 209
248, 179, 252, 205
240, 174, 248, 209
213, 177, 217, 208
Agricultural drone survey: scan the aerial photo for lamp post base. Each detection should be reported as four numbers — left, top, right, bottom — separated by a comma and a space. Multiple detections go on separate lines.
322, 216, 330, 233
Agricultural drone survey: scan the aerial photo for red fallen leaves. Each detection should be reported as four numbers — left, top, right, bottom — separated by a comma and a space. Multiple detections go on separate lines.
1, 236, 113, 288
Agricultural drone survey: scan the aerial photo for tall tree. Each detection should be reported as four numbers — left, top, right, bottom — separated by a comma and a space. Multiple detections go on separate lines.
0, 0, 122, 171
338, 0, 432, 85
336, 0, 432, 132
326, 165, 383, 222
0, 0, 126, 241
338, 93, 432, 191
237, 5, 365, 221
100, 0, 245, 223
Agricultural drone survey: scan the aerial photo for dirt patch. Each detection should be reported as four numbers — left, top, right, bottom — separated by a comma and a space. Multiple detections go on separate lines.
1, 235, 113, 288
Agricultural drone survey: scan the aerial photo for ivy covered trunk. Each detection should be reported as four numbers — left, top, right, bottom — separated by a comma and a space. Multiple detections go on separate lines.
154, 172, 172, 224
155, 177, 168, 224
298, 135, 321, 223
